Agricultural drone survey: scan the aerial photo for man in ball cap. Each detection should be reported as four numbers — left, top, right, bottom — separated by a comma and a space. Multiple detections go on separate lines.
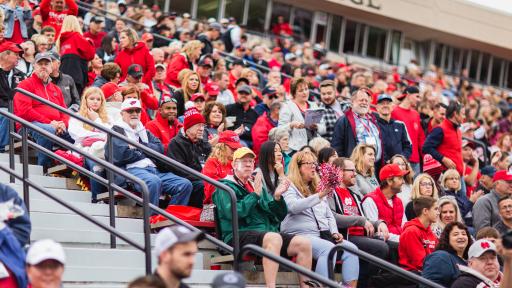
391, 86, 424, 175
146, 96, 182, 153
167, 108, 211, 208
254, 85, 278, 116
473, 170, 512, 232
226, 84, 258, 147
107, 99, 192, 208
362, 164, 409, 241
204, 82, 220, 102
154, 226, 205, 288
451, 239, 502, 288
197, 22, 222, 56
477, 165, 497, 195
211, 271, 246, 288
213, 147, 313, 287
26, 239, 66, 288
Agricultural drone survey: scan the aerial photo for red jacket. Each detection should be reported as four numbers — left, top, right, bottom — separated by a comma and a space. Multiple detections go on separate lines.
83, 31, 107, 49
14, 74, 69, 127
59, 31, 96, 61
202, 157, 232, 204
398, 218, 438, 271
363, 187, 404, 235
251, 113, 277, 156
392, 106, 425, 163
165, 52, 193, 88
145, 113, 182, 153
40, 0, 78, 37
137, 88, 159, 124
115, 42, 156, 87
437, 119, 464, 175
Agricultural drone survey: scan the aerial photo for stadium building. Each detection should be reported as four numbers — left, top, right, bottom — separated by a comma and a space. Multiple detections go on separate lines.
164, 0, 512, 89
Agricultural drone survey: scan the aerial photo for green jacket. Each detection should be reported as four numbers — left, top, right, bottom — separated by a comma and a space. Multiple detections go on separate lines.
212, 175, 288, 244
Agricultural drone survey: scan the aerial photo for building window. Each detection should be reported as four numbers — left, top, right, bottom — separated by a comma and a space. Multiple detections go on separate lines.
224, 0, 245, 23
469, 50, 479, 80
329, 15, 342, 53
343, 20, 357, 54
270, 2, 292, 33
197, 0, 219, 20
389, 30, 401, 65
479, 53, 490, 83
247, 0, 267, 32
366, 26, 386, 60
169, 0, 191, 14
292, 8, 313, 42
452, 48, 461, 75
491, 58, 503, 86
433, 43, 445, 68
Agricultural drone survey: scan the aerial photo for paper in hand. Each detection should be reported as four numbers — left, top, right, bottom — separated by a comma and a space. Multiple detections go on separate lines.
304, 108, 325, 128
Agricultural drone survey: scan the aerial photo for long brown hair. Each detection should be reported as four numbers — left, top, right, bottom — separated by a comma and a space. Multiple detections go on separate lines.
203, 102, 226, 128
287, 151, 319, 197
350, 144, 376, 177
180, 71, 203, 102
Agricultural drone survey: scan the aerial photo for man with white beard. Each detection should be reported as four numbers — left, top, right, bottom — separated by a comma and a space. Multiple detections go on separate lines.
106, 99, 193, 208
331, 88, 382, 161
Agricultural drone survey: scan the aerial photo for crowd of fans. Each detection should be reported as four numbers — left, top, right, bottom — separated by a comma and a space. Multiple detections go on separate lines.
0, 0, 511, 287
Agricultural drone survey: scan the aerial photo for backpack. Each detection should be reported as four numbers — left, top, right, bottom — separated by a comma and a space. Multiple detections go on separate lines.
221, 27, 235, 52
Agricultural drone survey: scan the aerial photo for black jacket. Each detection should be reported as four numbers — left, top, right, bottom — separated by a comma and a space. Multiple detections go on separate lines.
51, 72, 80, 107
197, 33, 214, 56
60, 53, 88, 93
166, 132, 211, 182
0, 67, 25, 108
375, 114, 412, 163
226, 102, 259, 143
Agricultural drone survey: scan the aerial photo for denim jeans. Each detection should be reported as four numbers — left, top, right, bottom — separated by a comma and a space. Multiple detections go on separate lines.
126, 166, 192, 208
84, 158, 105, 202
0, 110, 10, 152
29, 122, 75, 168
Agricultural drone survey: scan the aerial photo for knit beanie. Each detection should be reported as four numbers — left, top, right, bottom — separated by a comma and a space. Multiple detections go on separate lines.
183, 108, 206, 132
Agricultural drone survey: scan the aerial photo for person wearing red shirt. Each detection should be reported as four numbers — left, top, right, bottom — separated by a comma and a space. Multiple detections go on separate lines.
57, 15, 96, 96
398, 197, 439, 272
391, 86, 425, 175
13, 53, 73, 169
115, 28, 155, 88
165, 40, 202, 88
145, 97, 181, 153
39, 0, 78, 37
462, 140, 481, 197
271, 16, 293, 36
227, 59, 244, 97
3, 0, 32, 44
83, 16, 106, 49
197, 55, 213, 86
252, 102, 279, 156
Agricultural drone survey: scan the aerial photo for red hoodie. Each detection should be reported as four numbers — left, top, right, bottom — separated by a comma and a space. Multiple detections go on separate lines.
145, 113, 182, 153
59, 31, 96, 61
14, 74, 70, 127
251, 113, 276, 156
398, 218, 438, 271
165, 52, 192, 88
115, 41, 156, 87
391, 106, 425, 163
40, 0, 78, 37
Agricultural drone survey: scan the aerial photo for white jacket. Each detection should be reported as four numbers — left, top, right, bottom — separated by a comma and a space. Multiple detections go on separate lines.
278, 100, 325, 151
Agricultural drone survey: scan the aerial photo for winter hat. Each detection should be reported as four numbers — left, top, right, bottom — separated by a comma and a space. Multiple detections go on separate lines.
183, 108, 206, 132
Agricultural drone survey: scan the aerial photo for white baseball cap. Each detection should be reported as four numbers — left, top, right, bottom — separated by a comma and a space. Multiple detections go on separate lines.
121, 99, 142, 111
154, 226, 204, 257
468, 239, 497, 259
26, 239, 66, 265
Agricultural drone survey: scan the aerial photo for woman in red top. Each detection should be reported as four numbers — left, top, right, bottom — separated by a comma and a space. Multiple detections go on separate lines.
165, 40, 202, 88
114, 28, 155, 88
57, 15, 96, 96
87, 54, 103, 87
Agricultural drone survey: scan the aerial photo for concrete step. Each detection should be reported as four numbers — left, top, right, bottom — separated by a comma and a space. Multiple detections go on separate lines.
0, 161, 43, 175
0, 153, 20, 163
3, 174, 72, 190
9, 184, 92, 203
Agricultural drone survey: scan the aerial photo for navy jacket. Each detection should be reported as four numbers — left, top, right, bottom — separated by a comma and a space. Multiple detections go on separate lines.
0, 227, 27, 287
422, 250, 466, 287
0, 183, 31, 246
443, 188, 473, 226
375, 114, 412, 162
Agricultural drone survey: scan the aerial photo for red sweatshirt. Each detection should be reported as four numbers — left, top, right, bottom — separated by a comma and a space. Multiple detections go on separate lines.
145, 113, 182, 153
83, 31, 107, 49
40, 0, 78, 37
398, 218, 438, 271
392, 106, 425, 163
59, 31, 96, 61
115, 42, 156, 87
251, 113, 276, 156
14, 74, 70, 126
202, 157, 232, 204
165, 52, 192, 88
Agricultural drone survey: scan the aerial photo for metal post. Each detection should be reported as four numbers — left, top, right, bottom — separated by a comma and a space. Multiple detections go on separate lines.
107, 134, 116, 248
21, 127, 29, 213
141, 185, 152, 274
8, 99, 14, 183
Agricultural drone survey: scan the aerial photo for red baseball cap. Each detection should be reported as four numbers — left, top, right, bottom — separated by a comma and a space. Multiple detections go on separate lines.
191, 93, 205, 102
379, 164, 409, 181
205, 83, 220, 96
492, 170, 512, 182
0, 41, 22, 54
101, 82, 119, 99
218, 131, 242, 150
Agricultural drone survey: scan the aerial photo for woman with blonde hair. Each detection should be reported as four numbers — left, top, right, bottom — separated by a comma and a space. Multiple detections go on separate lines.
350, 144, 379, 197
172, 70, 203, 116
31, 34, 49, 53
404, 173, 439, 220
58, 15, 96, 95
440, 169, 482, 226
166, 40, 203, 87
68, 87, 112, 202
281, 151, 360, 286
114, 27, 155, 87
431, 197, 463, 238
391, 154, 415, 207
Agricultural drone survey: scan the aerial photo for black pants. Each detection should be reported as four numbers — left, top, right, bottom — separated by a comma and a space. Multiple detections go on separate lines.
188, 180, 205, 208
348, 235, 390, 288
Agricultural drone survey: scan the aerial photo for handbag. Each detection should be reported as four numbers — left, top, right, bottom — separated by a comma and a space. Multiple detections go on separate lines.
311, 208, 336, 244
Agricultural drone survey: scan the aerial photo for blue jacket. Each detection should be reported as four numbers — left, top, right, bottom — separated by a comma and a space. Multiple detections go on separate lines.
422, 250, 466, 287
375, 114, 412, 163
0, 227, 27, 287
443, 188, 473, 226
1, 5, 32, 39
0, 183, 31, 247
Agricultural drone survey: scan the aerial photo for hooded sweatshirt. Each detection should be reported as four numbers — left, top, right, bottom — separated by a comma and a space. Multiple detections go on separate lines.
115, 41, 156, 87
398, 218, 438, 271
59, 31, 96, 61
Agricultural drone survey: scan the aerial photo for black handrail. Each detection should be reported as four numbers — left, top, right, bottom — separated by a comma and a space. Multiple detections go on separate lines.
326, 244, 446, 288
463, 136, 489, 166
11, 87, 240, 269
239, 244, 341, 288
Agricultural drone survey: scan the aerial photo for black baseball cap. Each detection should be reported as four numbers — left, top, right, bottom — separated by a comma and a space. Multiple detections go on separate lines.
127, 64, 143, 79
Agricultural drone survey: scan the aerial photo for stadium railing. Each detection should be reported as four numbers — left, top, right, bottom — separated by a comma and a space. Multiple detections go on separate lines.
326, 244, 446, 288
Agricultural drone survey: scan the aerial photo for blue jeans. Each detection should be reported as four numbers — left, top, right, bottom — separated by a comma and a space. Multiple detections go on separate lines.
306, 235, 359, 284
29, 122, 75, 168
84, 158, 105, 202
126, 166, 192, 208
0, 111, 10, 152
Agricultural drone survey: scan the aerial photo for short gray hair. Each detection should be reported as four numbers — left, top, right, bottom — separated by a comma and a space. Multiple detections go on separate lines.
268, 127, 289, 142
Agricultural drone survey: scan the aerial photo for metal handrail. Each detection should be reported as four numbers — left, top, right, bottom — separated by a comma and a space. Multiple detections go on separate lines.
326, 244, 446, 288
463, 136, 489, 166
240, 244, 341, 288
11, 87, 241, 270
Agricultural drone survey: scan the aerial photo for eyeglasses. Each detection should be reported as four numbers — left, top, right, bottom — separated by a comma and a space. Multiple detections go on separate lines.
125, 108, 142, 114
343, 169, 355, 172
300, 162, 317, 168
420, 182, 433, 187
268, 95, 279, 100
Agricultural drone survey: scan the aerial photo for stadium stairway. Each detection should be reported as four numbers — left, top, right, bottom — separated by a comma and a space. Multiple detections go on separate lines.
1, 152, 302, 288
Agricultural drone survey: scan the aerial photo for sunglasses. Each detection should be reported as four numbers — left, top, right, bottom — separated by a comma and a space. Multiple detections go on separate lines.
125, 108, 142, 114
268, 94, 279, 100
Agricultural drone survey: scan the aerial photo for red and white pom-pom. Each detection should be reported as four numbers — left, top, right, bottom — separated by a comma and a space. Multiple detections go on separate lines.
317, 163, 342, 196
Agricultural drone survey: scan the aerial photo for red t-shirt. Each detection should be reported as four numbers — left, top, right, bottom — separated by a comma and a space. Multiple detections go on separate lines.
6, 20, 25, 44
464, 165, 481, 197
391, 106, 425, 163
335, 187, 365, 236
